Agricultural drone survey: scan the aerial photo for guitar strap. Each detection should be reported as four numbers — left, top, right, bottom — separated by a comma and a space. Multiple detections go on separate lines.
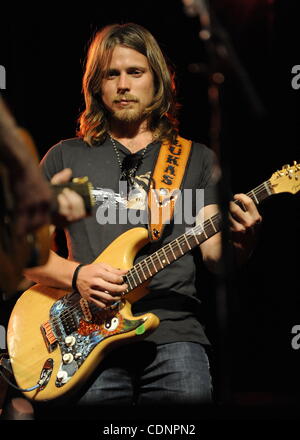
147, 135, 192, 241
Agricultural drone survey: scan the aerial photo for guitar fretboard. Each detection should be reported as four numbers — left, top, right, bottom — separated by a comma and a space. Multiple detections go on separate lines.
123, 179, 273, 293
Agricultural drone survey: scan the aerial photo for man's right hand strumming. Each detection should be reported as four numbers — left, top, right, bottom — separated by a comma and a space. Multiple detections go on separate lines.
76, 263, 128, 309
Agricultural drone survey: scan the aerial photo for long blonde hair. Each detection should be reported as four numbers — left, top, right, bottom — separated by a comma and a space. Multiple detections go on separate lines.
77, 23, 179, 146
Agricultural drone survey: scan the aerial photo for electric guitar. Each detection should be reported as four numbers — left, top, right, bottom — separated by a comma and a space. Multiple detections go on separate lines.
6, 162, 300, 402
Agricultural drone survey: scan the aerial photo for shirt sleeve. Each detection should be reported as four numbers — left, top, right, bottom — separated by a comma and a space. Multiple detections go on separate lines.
198, 144, 220, 207
40, 141, 64, 181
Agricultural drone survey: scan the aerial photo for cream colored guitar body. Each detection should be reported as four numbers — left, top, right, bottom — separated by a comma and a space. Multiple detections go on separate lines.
7, 228, 159, 402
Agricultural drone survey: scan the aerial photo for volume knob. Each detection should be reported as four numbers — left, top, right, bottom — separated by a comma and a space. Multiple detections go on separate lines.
65, 335, 76, 347
62, 353, 74, 364
56, 370, 68, 383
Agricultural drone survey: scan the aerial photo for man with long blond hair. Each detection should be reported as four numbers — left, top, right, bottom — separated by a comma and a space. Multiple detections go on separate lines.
25, 23, 261, 411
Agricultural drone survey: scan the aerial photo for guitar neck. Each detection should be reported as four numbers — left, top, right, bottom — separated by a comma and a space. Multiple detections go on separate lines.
124, 179, 274, 293
242, 180, 273, 207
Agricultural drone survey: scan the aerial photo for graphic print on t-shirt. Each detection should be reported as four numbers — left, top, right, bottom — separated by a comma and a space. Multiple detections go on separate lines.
92, 171, 151, 211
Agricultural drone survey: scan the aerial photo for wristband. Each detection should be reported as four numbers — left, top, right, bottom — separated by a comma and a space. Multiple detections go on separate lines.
72, 263, 85, 291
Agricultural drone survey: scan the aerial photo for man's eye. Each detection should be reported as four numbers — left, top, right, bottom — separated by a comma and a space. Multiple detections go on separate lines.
131, 70, 143, 76
107, 71, 118, 78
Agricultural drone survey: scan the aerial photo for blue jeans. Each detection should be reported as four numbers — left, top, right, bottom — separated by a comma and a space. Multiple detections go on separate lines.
77, 341, 213, 407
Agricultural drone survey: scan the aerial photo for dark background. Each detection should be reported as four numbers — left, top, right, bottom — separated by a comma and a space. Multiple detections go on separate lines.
1, 0, 299, 413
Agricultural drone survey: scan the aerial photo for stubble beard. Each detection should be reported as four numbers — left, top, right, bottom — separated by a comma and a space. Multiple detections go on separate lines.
112, 107, 145, 124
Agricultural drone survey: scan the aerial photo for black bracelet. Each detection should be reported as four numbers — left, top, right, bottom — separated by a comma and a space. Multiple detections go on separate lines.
72, 263, 85, 291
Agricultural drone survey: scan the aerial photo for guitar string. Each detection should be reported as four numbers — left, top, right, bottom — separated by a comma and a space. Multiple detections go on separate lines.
136, 182, 271, 276
47, 181, 271, 328
46, 212, 221, 327
118, 181, 270, 282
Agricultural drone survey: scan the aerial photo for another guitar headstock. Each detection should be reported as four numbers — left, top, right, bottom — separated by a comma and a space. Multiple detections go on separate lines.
269, 161, 300, 195
52, 176, 95, 216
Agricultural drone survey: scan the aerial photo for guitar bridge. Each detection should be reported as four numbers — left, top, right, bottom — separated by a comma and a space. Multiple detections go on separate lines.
40, 321, 58, 353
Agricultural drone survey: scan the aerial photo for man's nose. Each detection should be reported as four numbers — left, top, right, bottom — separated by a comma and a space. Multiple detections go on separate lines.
117, 72, 130, 92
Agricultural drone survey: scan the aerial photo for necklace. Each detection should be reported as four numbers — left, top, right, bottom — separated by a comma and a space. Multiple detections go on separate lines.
109, 134, 149, 184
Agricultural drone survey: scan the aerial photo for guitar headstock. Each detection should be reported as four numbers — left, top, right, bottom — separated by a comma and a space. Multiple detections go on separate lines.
51, 176, 95, 215
269, 161, 300, 195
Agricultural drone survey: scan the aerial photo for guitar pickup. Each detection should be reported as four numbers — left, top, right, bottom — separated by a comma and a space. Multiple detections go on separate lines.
79, 298, 92, 322
41, 321, 58, 353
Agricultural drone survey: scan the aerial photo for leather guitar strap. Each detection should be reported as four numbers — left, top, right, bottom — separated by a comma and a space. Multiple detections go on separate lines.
147, 135, 192, 241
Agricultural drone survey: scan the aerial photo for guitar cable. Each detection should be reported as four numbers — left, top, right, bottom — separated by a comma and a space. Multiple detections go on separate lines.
0, 353, 40, 392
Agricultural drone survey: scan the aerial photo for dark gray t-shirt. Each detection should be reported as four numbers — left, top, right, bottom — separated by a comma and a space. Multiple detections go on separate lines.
41, 136, 219, 345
